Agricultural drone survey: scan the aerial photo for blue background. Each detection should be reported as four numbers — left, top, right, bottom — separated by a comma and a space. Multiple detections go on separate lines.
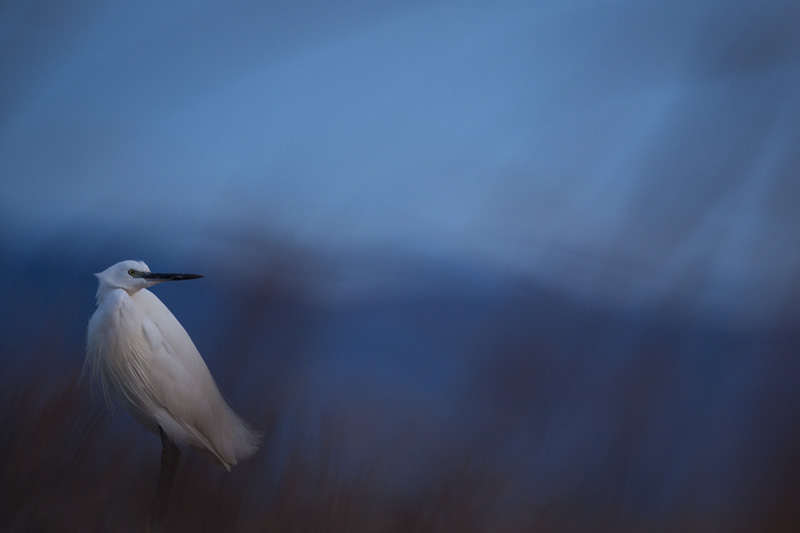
2, 1, 800, 530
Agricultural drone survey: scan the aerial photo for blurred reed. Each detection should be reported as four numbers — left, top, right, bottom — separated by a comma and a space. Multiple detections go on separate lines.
2, 253, 800, 532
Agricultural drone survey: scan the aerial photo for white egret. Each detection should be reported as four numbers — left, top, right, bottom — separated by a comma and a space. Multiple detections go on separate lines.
85, 260, 259, 530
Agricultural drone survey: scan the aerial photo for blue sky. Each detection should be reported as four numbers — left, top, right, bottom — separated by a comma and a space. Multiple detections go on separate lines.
2, 0, 799, 325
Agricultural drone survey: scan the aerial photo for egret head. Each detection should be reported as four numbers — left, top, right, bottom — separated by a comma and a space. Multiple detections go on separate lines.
95, 260, 203, 300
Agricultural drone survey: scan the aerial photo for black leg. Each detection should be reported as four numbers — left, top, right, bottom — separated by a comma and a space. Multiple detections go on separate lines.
149, 426, 181, 532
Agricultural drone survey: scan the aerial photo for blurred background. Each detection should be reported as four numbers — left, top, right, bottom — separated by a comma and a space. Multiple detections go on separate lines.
2, 0, 800, 531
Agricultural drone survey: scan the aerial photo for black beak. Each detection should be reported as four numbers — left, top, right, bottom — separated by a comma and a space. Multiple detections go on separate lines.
140, 272, 203, 281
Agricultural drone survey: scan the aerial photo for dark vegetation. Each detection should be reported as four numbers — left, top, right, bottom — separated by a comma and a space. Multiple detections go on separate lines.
2, 250, 800, 532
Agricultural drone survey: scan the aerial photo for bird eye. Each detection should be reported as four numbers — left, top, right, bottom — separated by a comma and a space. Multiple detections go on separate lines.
128, 269, 136, 276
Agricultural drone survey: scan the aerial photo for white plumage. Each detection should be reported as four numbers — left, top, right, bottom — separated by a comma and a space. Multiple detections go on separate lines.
85, 260, 259, 471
